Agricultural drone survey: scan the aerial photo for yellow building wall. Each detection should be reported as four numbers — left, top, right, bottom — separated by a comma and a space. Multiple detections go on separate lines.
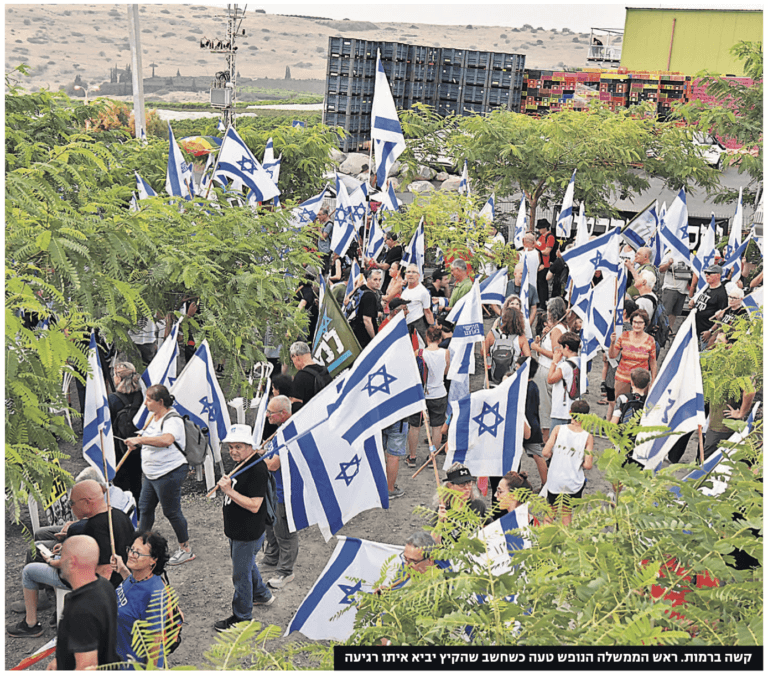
621, 8, 762, 75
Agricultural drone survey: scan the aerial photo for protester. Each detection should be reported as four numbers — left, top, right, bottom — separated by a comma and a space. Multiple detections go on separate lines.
547, 248, 569, 299
484, 305, 530, 384
704, 282, 747, 346
432, 463, 488, 543
610, 366, 651, 426
381, 261, 404, 314
490, 470, 538, 525
608, 309, 657, 399
689, 264, 728, 343
400, 263, 434, 340
505, 261, 539, 325
314, 207, 333, 275
328, 252, 347, 285
110, 530, 172, 667
376, 232, 403, 294
446, 259, 472, 311
348, 269, 383, 349
481, 223, 506, 276
547, 331, 582, 429
542, 400, 594, 526
125, 385, 194, 567
45, 536, 119, 670
288, 341, 331, 412
215, 424, 274, 632
702, 379, 755, 462
626, 246, 661, 298
426, 270, 447, 318
295, 275, 319, 343
658, 251, 692, 332
128, 317, 157, 369
520, 233, 542, 290
405, 326, 449, 468
108, 361, 144, 506
634, 270, 658, 321
535, 219, 555, 305
520, 358, 547, 487
381, 418, 409, 500
260, 396, 299, 590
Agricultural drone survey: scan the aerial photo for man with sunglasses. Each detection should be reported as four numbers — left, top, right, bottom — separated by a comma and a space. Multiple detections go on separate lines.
8, 480, 133, 638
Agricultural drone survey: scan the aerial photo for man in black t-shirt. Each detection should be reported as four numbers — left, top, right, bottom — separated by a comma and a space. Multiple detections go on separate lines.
215, 424, 274, 632
289, 341, 332, 412
689, 264, 728, 340
349, 269, 383, 349
295, 278, 319, 343
49, 535, 119, 670
376, 232, 403, 294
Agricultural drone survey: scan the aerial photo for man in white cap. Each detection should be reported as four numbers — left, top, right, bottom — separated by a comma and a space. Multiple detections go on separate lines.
214, 424, 274, 633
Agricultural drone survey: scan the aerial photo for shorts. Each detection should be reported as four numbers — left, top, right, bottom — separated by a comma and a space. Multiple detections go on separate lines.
406, 396, 448, 428
524, 442, 544, 458
605, 386, 616, 403
546, 482, 585, 506
662, 288, 687, 317
381, 420, 408, 457
550, 417, 571, 429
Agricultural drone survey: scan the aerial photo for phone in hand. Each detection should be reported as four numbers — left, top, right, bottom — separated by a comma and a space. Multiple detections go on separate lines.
37, 543, 54, 560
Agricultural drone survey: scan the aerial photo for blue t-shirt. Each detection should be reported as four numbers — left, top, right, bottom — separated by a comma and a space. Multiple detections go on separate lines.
115, 575, 167, 668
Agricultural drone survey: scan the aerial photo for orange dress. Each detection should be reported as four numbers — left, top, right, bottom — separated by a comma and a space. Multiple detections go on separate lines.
615, 332, 655, 384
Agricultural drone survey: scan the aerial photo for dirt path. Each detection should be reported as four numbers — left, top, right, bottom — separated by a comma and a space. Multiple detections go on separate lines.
4, 314, 698, 669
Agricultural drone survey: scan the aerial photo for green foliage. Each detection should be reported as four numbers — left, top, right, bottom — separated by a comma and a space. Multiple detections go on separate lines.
161, 113, 324, 145
201, 621, 287, 670
673, 41, 763, 203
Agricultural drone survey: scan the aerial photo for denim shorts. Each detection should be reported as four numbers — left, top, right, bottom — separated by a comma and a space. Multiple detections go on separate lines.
381, 420, 408, 457
524, 442, 544, 458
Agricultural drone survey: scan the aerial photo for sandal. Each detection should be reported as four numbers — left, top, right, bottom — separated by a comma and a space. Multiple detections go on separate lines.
597, 398, 609, 405
405, 456, 417, 468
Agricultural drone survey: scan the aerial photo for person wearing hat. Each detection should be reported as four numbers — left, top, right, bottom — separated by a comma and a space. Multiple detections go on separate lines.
378, 296, 409, 332
535, 219, 555, 306
688, 263, 728, 342
431, 463, 487, 544
214, 424, 274, 633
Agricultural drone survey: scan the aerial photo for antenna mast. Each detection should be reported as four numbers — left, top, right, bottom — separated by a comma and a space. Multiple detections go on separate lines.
205, 4, 246, 128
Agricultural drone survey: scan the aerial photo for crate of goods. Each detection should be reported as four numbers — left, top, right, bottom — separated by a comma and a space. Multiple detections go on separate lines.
440, 65, 464, 84
328, 37, 352, 57
381, 42, 409, 61
489, 71, 513, 88
527, 69, 542, 79
325, 94, 350, 112
438, 83, 462, 101
350, 59, 375, 78
491, 53, 514, 70
408, 45, 439, 64
347, 115, 362, 133
513, 72, 524, 89
465, 69, 489, 86
466, 51, 491, 69
463, 102, 486, 114
406, 81, 436, 100
348, 98, 372, 115
381, 61, 408, 80
442, 48, 467, 66
326, 75, 344, 94
327, 56, 351, 77
437, 100, 460, 116
411, 63, 438, 82
488, 88, 511, 106
389, 80, 407, 97
324, 112, 344, 128
463, 85, 486, 103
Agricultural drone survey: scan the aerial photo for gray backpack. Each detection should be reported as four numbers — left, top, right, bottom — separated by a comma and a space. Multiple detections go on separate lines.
162, 410, 210, 466
489, 330, 518, 384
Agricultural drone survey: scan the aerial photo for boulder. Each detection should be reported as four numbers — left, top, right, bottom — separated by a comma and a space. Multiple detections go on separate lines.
387, 160, 401, 177
440, 176, 463, 192
388, 177, 401, 190
329, 148, 346, 164
435, 171, 450, 181
416, 164, 436, 180
408, 180, 435, 193
339, 152, 370, 176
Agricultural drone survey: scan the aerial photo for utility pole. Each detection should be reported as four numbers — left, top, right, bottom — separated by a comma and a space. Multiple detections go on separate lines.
127, 4, 146, 139
206, 4, 246, 129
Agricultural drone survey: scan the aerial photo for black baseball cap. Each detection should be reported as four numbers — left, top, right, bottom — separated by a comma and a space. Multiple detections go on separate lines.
444, 466, 473, 484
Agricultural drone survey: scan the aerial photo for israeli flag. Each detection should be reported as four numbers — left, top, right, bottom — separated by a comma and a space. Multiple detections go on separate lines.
514, 195, 527, 249
520, 254, 533, 339
692, 215, 718, 291
721, 236, 750, 283
478, 194, 495, 224
670, 402, 760, 500
135, 171, 157, 200
165, 123, 192, 200
724, 187, 743, 262
285, 537, 404, 640
400, 217, 425, 278
217, 118, 226, 133
365, 212, 386, 261
562, 226, 621, 291
129, 193, 139, 212
215, 127, 280, 203
632, 312, 706, 471
459, 160, 470, 196
251, 377, 271, 449
325, 313, 426, 446
382, 180, 400, 213
742, 287, 763, 316
170, 340, 232, 489
622, 203, 658, 250
479, 267, 508, 307
133, 317, 182, 429
289, 186, 328, 229
344, 258, 361, 303
555, 169, 576, 239
262, 137, 282, 206
659, 189, 691, 266
82, 332, 116, 482
292, 120, 306, 129
445, 359, 529, 477
468, 504, 531, 576
348, 182, 369, 230
447, 280, 484, 380
371, 50, 406, 188
331, 175, 357, 258
649, 225, 664, 268
572, 201, 589, 249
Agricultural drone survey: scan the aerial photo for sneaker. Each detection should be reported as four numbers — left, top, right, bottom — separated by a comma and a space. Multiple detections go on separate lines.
253, 593, 275, 606
267, 574, 295, 590
214, 615, 246, 633
405, 456, 417, 469
168, 549, 196, 566
7, 619, 43, 638
388, 486, 405, 499
255, 551, 278, 568
11, 594, 52, 614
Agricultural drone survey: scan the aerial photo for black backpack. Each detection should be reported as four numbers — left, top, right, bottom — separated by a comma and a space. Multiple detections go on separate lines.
113, 392, 141, 440
640, 294, 671, 352
303, 363, 333, 396
619, 392, 647, 425
263, 470, 278, 527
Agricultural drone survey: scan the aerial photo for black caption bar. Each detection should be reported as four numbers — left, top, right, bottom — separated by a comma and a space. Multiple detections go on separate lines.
335, 646, 763, 671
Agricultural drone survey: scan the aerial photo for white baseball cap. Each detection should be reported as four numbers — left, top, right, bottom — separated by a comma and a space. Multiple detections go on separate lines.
222, 424, 254, 446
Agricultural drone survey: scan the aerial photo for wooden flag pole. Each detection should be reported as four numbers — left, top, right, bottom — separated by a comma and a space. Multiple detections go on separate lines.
99, 428, 116, 558
612, 275, 620, 333
481, 339, 491, 390
114, 413, 155, 474
411, 442, 447, 479
697, 425, 705, 465
206, 430, 279, 498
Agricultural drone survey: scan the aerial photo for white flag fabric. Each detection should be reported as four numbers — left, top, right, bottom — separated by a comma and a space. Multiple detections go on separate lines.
632, 312, 706, 470
692, 215, 718, 291
262, 137, 282, 206
347, 182, 369, 231
742, 287, 763, 316
478, 193, 495, 224
555, 170, 576, 238
514, 195, 526, 249
468, 504, 531, 575
371, 51, 406, 188
331, 175, 357, 258
400, 217, 425, 278
136, 171, 157, 200
133, 317, 182, 429
344, 259, 361, 304
573, 201, 589, 249
479, 267, 508, 307
562, 226, 621, 291
622, 203, 658, 250
251, 377, 271, 448
380, 181, 400, 213
725, 187, 743, 263
520, 254, 534, 339
215, 126, 281, 203
82, 332, 116, 482
459, 160, 470, 195
169, 340, 232, 488
289, 186, 328, 229
165, 123, 192, 200
447, 280, 484, 379
659, 189, 691, 266
285, 537, 404, 640
445, 360, 529, 477
365, 212, 386, 261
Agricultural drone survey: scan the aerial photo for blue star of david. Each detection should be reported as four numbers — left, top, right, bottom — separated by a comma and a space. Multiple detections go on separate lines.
352, 204, 367, 221
362, 365, 397, 397
473, 401, 504, 437
336, 455, 361, 487
589, 250, 604, 268
338, 205, 353, 224
338, 580, 363, 605
701, 251, 715, 269
314, 313, 332, 343
661, 388, 675, 425
299, 208, 315, 224
199, 396, 218, 418
236, 155, 256, 174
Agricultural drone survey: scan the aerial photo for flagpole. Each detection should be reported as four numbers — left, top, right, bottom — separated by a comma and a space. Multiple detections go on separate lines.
481, 339, 490, 390
697, 425, 705, 465
612, 276, 619, 333
205, 429, 279, 498
114, 413, 155, 474
98, 428, 116, 558
203, 122, 232, 200
421, 408, 443, 491
619, 200, 657, 234
411, 442, 447, 479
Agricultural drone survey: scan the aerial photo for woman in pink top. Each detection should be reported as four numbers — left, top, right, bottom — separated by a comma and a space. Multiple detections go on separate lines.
608, 309, 657, 399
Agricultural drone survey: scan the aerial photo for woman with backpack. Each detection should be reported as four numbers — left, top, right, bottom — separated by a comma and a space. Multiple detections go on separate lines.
484, 305, 530, 384
109, 362, 144, 508
125, 385, 195, 567
608, 309, 658, 399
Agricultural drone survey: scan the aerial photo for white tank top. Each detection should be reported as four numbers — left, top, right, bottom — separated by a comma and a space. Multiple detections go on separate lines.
422, 348, 448, 399
537, 323, 566, 369
546, 425, 590, 494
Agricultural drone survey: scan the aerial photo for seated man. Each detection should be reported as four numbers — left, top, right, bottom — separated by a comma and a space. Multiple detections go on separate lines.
7, 480, 134, 638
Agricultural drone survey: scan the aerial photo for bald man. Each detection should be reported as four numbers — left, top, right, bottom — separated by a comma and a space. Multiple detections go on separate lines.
48, 535, 119, 670
626, 246, 661, 298
8, 480, 133, 638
